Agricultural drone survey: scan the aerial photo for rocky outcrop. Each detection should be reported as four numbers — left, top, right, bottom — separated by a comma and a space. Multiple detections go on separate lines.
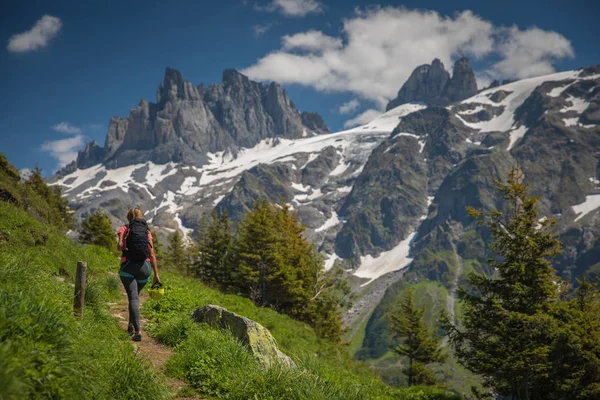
64, 67, 329, 171
301, 112, 330, 134
385, 57, 478, 110
76, 141, 105, 169
446, 57, 478, 103
192, 304, 295, 368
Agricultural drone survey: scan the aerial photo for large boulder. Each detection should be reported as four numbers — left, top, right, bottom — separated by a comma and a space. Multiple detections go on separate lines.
191, 304, 295, 369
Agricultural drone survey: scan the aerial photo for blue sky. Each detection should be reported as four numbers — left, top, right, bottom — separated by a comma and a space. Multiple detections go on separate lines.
1, 0, 598, 175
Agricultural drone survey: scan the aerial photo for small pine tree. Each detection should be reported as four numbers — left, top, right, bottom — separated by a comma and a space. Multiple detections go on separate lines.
233, 199, 345, 341
79, 211, 117, 254
51, 185, 75, 230
443, 167, 563, 399
547, 278, 600, 399
388, 288, 446, 386
196, 209, 234, 288
165, 230, 186, 272
150, 230, 162, 261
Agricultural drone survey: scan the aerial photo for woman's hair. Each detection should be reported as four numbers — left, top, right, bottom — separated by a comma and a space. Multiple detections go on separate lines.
126, 208, 144, 222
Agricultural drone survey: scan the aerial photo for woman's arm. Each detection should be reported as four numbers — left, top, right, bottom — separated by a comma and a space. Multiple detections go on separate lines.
117, 230, 125, 251
148, 236, 160, 284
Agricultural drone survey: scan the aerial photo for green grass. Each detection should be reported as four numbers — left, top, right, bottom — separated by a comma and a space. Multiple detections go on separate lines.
0, 202, 172, 399
0, 193, 461, 399
142, 272, 461, 400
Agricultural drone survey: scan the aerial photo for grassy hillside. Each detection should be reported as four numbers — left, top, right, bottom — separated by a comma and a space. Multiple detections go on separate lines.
142, 272, 460, 399
0, 153, 460, 399
0, 201, 172, 399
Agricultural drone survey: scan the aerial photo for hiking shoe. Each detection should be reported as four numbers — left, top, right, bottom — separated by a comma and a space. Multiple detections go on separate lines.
127, 324, 134, 336
132, 333, 142, 342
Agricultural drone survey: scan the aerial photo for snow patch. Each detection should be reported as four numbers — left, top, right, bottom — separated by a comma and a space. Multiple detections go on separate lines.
507, 125, 528, 151
560, 96, 589, 114
315, 211, 341, 232
573, 195, 600, 222
178, 176, 200, 195
354, 232, 417, 285
174, 213, 194, 238
324, 253, 340, 271
330, 160, 351, 176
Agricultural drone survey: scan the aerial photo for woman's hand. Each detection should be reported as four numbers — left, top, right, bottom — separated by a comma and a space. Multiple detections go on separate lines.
153, 274, 161, 285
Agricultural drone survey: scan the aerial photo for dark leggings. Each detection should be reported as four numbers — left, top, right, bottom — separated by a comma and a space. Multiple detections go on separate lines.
119, 260, 151, 332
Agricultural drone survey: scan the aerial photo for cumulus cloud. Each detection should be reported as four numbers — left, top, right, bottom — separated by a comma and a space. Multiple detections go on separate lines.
490, 26, 575, 79
337, 99, 360, 115
52, 122, 82, 134
7, 15, 62, 53
41, 135, 84, 168
255, 0, 324, 17
282, 30, 342, 52
242, 7, 573, 107
343, 109, 381, 128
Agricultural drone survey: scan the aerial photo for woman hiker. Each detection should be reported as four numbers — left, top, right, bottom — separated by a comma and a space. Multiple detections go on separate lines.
117, 208, 160, 341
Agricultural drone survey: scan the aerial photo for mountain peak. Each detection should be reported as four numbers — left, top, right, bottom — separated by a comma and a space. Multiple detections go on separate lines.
157, 66, 200, 103
222, 69, 250, 86
386, 57, 478, 110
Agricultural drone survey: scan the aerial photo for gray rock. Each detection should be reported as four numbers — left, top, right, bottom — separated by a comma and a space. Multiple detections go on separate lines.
386, 58, 478, 110
301, 112, 330, 134
192, 304, 295, 368
446, 57, 478, 103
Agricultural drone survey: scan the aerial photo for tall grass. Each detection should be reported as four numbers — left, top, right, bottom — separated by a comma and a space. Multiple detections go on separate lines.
144, 272, 461, 400
0, 202, 172, 399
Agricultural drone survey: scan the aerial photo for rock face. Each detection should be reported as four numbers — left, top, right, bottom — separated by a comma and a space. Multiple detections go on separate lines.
301, 112, 330, 134
192, 304, 295, 368
66, 67, 329, 170
385, 57, 478, 110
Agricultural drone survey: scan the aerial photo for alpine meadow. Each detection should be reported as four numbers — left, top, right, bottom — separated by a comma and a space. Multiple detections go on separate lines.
2, 1, 600, 399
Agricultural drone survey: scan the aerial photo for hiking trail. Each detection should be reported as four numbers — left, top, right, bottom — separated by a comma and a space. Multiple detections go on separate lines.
108, 282, 202, 400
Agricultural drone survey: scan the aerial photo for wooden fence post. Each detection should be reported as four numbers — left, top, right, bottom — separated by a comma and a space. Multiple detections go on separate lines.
73, 261, 87, 319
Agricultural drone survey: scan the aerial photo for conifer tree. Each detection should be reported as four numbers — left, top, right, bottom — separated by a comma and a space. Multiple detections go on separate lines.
196, 209, 233, 288
234, 199, 345, 341
165, 230, 186, 272
79, 211, 117, 254
443, 167, 563, 399
388, 288, 446, 386
150, 230, 162, 261
547, 278, 600, 399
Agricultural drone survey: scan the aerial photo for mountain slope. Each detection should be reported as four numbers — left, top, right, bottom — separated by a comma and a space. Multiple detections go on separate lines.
51, 62, 600, 393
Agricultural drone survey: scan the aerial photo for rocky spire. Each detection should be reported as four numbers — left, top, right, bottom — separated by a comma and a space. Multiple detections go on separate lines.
157, 67, 201, 103
446, 57, 478, 102
386, 58, 478, 110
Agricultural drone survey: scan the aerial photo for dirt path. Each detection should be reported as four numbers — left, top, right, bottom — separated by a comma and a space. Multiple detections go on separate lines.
109, 288, 201, 399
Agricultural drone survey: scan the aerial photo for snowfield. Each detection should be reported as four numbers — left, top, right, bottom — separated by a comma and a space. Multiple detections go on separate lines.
353, 232, 417, 286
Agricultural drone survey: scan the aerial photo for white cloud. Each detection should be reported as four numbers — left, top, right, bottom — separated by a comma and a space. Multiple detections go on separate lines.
490, 26, 575, 79
52, 122, 82, 134
343, 109, 381, 128
7, 15, 62, 53
253, 23, 276, 38
242, 7, 573, 107
256, 0, 323, 17
282, 30, 342, 52
337, 99, 360, 114
41, 135, 84, 168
